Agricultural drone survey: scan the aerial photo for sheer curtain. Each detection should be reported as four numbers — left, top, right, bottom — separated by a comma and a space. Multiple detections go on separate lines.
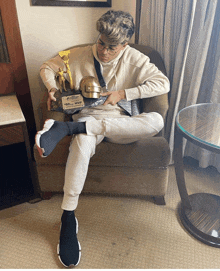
139, 0, 220, 172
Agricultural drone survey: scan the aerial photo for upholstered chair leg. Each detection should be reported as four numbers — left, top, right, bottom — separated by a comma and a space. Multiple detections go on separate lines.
153, 196, 166, 205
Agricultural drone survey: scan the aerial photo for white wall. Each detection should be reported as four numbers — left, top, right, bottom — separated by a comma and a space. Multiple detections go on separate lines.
15, 0, 136, 129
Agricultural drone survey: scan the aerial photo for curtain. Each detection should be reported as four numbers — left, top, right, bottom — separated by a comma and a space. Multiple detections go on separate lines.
139, 0, 220, 172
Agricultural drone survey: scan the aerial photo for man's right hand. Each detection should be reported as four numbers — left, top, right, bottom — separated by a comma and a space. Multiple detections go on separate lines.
47, 88, 57, 111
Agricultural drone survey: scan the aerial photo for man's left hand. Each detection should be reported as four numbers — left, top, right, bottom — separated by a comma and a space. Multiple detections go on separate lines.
100, 90, 126, 106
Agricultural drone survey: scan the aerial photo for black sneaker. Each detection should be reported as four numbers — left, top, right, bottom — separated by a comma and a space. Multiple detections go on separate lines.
35, 119, 69, 158
35, 119, 86, 158
57, 211, 81, 267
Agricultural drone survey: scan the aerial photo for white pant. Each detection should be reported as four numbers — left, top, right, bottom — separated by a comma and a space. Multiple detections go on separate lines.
61, 112, 164, 210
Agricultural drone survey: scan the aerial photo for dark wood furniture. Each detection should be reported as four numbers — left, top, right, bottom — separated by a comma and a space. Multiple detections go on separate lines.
0, 93, 39, 208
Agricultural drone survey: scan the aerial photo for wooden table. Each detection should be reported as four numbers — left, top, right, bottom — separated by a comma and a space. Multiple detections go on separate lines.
0, 93, 39, 202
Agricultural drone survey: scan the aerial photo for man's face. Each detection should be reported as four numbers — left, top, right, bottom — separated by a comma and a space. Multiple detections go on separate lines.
96, 34, 127, 63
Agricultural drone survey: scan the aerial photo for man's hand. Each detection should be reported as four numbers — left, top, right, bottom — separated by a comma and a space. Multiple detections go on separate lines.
47, 88, 57, 111
100, 90, 126, 106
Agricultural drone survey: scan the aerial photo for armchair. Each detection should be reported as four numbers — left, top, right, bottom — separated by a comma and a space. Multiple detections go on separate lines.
33, 44, 170, 205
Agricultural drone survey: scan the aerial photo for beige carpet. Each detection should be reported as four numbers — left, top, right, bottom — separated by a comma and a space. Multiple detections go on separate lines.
1, 163, 220, 269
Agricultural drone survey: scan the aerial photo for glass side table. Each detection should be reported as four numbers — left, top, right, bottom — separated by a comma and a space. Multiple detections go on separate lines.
174, 103, 220, 247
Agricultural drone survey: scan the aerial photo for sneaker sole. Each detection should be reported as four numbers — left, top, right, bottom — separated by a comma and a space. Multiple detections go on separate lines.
35, 119, 55, 158
57, 217, 81, 267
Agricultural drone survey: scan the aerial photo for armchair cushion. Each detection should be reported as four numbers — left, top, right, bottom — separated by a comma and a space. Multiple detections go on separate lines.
34, 136, 169, 169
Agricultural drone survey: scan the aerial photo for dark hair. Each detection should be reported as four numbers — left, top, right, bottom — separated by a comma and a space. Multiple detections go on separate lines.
96, 10, 135, 44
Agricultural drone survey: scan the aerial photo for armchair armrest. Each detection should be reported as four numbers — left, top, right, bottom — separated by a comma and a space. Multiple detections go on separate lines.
142, 93, 169, 137
142, 93, 169, 121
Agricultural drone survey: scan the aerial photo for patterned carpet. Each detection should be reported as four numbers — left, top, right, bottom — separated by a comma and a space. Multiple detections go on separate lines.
1, 163, 220, 269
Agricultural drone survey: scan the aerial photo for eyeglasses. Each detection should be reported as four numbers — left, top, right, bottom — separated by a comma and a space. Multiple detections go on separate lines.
96, 38, 120, 55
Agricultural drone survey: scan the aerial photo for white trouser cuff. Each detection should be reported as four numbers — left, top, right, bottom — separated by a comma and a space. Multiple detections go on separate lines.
61, 194, 79, 211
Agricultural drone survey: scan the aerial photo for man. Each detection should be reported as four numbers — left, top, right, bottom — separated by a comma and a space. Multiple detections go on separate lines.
36, 10, 170, 267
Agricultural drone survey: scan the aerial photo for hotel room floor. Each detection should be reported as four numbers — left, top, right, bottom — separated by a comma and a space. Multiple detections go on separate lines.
0, 163, 220, 269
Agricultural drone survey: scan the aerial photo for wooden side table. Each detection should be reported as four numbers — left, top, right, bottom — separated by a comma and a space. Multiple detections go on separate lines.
0, 93, 40, 202
174, 103, 220, 247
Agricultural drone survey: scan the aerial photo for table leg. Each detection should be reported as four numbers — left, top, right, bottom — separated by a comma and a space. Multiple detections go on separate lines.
21, 122, 40, 198
173, 125, 192, 210
174, 124, 220, 247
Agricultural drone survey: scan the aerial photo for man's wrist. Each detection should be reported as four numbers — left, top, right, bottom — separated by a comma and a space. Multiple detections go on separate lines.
119, 90, 126, 100
49, 88, 57, 93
